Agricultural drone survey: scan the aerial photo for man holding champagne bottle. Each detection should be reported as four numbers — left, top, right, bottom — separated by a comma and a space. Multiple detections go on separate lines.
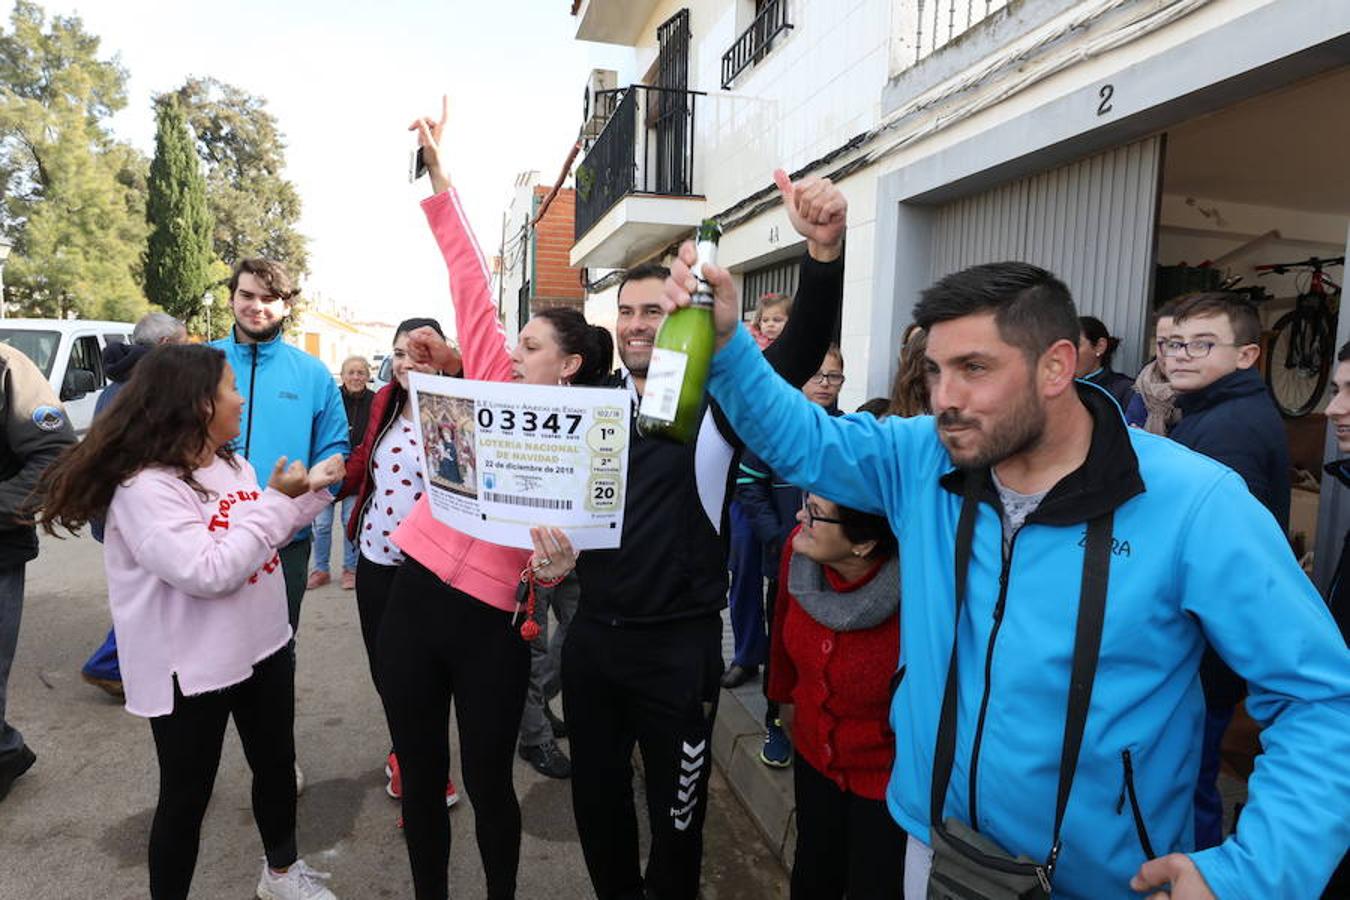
564, 169, 848, 900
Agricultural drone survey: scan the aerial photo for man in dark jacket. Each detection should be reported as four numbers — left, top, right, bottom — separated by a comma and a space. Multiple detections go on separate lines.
1320, 340, 1350, 898
736, 345, 845, 766
565, 169, 842, 900
0, 343, 76, 801
1161, 291, 1290, 851
79, 313, 186, 697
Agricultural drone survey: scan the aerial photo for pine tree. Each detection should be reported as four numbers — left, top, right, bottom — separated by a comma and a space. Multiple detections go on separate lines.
144, 98, 214, 323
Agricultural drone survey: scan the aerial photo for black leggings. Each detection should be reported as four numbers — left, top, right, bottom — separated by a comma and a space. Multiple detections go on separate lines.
147, 648, 297, 900
790, 751, 905, 899
379, 558, 531, 899
354, 554, 398, 696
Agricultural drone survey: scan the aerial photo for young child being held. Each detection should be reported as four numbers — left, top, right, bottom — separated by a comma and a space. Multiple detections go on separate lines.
749, 292, 792, 349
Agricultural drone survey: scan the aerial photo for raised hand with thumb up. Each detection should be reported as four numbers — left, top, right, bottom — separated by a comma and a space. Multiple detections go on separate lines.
774, 168, 846, 262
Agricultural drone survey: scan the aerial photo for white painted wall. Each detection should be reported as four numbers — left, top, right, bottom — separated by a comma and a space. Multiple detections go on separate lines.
582, 0, 1311, 408
498, 172, 542, 345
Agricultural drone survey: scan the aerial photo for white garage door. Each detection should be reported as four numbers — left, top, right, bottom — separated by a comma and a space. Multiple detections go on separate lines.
930, 136, 1164, 374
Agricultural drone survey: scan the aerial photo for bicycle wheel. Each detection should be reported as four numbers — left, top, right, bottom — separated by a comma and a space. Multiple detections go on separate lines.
1265, 308, 1332, 417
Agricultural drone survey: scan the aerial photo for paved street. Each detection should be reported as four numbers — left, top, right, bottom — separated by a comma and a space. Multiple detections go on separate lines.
0, 531, 787, 899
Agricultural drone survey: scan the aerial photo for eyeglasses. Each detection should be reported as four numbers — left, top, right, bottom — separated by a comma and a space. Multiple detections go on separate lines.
1155, 339, 1246, 359
809, 372, 846, 387
800, 496, 844, 528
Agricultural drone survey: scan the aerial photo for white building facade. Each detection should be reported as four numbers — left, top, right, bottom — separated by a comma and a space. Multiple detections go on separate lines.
570, 0, 1350, 573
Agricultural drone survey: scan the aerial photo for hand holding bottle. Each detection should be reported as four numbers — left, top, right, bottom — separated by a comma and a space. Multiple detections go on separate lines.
661, 239, 740, 352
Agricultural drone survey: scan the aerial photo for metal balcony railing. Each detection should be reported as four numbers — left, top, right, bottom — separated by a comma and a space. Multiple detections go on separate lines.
574, 83, 704, 242
911, 0, 1010, 66
721, 0, 793, 90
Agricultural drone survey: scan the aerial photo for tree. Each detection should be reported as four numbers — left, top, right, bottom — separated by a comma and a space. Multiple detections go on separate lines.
144, 98, 213, 323
0, 1, 148, 319
162, 77, 308, 276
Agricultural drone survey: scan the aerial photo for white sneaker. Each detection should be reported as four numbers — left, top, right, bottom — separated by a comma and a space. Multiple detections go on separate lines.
294, 761, 305, 797
256, 858, 336, 899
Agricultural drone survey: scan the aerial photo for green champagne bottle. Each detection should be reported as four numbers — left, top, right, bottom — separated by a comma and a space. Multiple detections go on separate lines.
636, 219, 723, 443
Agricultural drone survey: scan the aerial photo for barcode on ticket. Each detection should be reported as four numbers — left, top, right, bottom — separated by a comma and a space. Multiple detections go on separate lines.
483, 491, 573, 511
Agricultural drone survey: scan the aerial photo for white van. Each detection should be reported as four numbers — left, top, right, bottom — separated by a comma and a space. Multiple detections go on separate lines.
0, 319, 136, 436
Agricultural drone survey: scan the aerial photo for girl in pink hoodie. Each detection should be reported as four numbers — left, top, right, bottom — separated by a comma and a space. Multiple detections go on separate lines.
39, 344, 345, 900
378, 102, 611, 900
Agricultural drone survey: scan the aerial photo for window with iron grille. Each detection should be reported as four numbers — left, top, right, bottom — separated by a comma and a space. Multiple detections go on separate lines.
742, 258, 799, 320
721, 0, 793, 90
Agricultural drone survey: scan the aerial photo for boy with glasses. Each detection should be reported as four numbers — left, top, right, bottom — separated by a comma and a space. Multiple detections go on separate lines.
1160, 291, 1291, 852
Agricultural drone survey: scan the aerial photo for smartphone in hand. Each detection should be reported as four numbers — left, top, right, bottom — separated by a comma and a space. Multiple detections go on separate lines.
408, 147, 427, 183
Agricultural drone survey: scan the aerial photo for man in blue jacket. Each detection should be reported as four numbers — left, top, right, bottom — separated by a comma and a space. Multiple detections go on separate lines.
1161, 291, 1292, 851
659, 244, 1350, 898
211, 259, 348, 642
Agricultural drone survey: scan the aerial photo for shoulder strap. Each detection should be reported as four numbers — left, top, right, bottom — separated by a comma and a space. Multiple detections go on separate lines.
1046, 510, 1114, 871
929, 474, 1115, 872
930, 470, 984, 828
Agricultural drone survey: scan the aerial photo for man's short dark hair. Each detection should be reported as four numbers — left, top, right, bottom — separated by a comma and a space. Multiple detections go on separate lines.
1170, 292, 1262, 346
1338, 340, 1350, 364
913, 262, 1079, 361
229, 258, 298, 301
617, 262, 671, 303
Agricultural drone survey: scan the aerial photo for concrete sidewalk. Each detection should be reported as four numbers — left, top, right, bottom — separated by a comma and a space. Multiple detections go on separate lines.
1, 531, 787, 899
713, 610, 798, 871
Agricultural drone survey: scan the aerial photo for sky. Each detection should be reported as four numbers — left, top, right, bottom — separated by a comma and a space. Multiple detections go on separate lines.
3, 0, 634, 333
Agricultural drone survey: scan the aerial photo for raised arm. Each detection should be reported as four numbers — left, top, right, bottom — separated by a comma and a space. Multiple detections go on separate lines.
1170, 471, 1350, 897
762, 169, 846, 389
411, 97, 513, 383
663, 211, 918, 516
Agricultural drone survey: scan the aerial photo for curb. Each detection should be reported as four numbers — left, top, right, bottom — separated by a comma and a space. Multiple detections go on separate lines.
711, 684, 797, 869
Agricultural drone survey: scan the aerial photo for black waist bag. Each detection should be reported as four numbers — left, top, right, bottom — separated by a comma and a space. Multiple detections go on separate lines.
927, 472, 1114, 899
929, 817, 1051, 899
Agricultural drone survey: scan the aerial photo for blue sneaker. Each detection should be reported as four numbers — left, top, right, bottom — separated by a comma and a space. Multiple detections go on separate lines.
759, 720, 791, 768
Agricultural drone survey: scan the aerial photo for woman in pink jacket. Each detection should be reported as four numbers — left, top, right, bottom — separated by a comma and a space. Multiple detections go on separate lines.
380, 103, 612, 899
39, 344, 345, 900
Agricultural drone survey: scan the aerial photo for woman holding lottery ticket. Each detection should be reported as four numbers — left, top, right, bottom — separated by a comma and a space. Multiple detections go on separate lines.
384, 97, 614, 900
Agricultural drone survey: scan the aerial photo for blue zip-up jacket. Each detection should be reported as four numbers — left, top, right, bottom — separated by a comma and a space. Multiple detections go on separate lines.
210, 329, 349, 543
708, 323, 1350, 898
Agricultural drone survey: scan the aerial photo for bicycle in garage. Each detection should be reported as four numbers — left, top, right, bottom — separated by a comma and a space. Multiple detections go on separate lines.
1254, 255, 1343, 417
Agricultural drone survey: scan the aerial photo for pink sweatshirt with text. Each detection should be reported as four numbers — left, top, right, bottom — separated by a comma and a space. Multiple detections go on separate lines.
389, 188, 531, 612
103, 455, 330, 717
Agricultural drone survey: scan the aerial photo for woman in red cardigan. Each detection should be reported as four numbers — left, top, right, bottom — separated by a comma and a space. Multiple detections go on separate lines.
767, 492, 905, 899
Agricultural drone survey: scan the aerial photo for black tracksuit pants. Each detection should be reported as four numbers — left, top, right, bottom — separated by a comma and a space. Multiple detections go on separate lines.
379, 558, 531, 900
147, 648, 297, 900
562, 614, 723, 900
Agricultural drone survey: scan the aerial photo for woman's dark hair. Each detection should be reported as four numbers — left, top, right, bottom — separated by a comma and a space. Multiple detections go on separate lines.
855, 397, 891, 417
531, 307, 614, 386
836, 505, 898, 560
825, 401, 898, 560
395, 317, 445, 340
39, 344, 237, 534
890, 325, 930, 417
1078, 315, 1121, 368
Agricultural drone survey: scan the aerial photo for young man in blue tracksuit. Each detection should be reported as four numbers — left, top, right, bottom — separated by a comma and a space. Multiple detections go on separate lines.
659, 240, 1350, 897
211, 259, 349, 639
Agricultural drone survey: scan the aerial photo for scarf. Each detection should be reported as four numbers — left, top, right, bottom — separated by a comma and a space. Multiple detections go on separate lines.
1133, 359, 1180, 435
787, 551, 900, 632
